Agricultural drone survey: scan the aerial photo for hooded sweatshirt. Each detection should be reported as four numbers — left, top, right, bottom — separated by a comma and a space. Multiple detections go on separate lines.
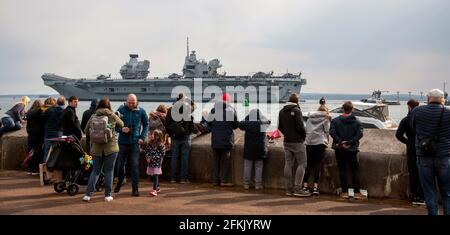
85, 108, 124, 156
329, 114, 363, 152
278, 102, 306, 143
305, 111, 330, 146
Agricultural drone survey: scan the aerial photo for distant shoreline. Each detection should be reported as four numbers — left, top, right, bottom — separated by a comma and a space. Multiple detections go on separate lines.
0, 92, 423, 102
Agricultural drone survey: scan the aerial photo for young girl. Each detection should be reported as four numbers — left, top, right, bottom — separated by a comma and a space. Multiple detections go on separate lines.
143, 129, 166, 196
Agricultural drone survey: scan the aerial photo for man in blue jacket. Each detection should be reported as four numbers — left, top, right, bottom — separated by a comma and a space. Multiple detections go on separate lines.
114, 94, 149, 196
411, 89, 450, 215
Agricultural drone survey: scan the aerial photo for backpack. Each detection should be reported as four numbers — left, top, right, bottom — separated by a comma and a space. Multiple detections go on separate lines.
90, 115, 112, 144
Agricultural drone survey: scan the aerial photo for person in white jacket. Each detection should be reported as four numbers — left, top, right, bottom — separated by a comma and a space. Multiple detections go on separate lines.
302, 104, 331, 195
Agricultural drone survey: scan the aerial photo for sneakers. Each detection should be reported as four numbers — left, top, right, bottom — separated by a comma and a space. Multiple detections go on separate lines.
340, 192, 349, 199
180, 179, 190, 184
31, 172, 39, 176
412, 198, 425, 206
170, 180, 177, 183
105, 196, 114, 202
243, 184, 250, 190
149, 190, 158, 196
294, 190, 312, 197
255, 185, 264, 190
82, 195, 91, 202
312, 187, 320, 196
132, 189, 140, 197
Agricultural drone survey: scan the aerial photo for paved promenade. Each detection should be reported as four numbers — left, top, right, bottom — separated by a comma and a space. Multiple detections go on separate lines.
0, 171, 426, 215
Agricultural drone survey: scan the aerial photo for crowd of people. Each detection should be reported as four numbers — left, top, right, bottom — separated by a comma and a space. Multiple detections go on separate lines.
0, 89, 448, 215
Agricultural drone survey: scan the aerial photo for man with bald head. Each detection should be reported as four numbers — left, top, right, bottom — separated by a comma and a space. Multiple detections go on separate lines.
114, 94, 149, 196
411, 89, 450, 215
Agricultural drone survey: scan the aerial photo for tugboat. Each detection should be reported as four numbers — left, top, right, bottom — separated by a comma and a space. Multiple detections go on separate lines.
360, 90, 400, 105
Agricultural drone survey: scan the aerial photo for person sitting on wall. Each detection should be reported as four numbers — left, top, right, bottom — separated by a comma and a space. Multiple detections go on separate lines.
0, 96, 30, 136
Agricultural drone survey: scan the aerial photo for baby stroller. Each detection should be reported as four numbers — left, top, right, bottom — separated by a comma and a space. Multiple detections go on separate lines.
45, 135, 104, 196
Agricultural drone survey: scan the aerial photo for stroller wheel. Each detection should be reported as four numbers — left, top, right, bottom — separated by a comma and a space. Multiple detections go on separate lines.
67, 184, 79, 196
95, 182, 104, 192
95, 174, 105, 192
54, 182, 66, 193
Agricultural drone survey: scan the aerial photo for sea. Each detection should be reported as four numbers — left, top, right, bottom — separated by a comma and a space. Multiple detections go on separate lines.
0, 93, 425, 127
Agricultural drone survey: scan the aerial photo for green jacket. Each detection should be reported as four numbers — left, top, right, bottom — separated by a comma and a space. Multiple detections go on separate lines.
85, 108, 124, 156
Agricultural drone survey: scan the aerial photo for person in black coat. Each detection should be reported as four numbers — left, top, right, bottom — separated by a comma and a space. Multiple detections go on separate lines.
25, 99, 45, 175
329, 101, 364, 200
206, 93, 238, 186
238, 109, 270, 190
80, 98, 98, 154
396, 99, 424, 205
60, 96, 82, 140
42, 96, 65, 162
165, 93, 198, 183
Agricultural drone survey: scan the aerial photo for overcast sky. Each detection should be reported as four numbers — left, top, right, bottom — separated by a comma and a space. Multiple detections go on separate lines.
1, 0, 449, 95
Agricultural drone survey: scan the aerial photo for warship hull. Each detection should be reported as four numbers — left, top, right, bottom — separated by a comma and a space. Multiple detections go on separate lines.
42, 74, 306, 103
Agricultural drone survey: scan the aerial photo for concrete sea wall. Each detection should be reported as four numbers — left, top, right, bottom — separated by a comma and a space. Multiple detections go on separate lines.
0, 127, 410, 199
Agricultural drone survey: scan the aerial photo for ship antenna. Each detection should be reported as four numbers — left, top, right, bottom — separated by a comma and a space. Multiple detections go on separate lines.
187, 37, 189, 57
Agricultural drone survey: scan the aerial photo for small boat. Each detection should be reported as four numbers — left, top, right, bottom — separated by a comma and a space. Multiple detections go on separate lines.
328, 102, 398, 129
360, 90, 400, 105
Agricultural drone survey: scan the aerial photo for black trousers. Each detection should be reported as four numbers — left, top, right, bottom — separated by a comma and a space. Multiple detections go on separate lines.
27, 135, 44, 173
335, 150, 360, 193
212, 149, 232, 184
303, 144, 326, 184
407, 147, 424, 199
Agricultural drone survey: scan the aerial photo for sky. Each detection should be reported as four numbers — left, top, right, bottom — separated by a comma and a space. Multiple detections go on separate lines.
0, 0, 449, 95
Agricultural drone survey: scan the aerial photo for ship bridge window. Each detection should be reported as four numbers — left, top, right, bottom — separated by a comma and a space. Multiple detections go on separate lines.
186, 65, 195, 69
203, 71, 208, 75
141, 88, 147, 92
109, 88, 114, 92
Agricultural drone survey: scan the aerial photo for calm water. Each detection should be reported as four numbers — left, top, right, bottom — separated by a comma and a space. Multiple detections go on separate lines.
0, 97, 410, 128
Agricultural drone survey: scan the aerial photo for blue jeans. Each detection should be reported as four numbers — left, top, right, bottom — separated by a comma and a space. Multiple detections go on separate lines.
152, 175, 159, 190
417, 156, 450, 215
117, 143, 141, 189
171, 136, 191, 181
0, 117, 22, 135
86, 152, 118, 197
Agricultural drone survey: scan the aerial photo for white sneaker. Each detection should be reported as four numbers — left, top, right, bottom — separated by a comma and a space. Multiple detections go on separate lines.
82, 195, 91, 202
105, 196, 114, 202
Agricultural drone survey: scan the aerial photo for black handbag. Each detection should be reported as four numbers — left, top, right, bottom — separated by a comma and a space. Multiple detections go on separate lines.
418, 106, 445, 156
